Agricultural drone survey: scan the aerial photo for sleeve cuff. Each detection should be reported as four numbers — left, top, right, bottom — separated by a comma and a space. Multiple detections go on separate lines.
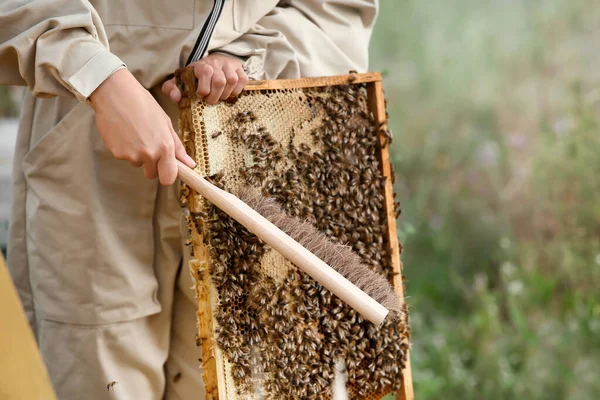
66, 49, 126, 103
208, 50, 248, 64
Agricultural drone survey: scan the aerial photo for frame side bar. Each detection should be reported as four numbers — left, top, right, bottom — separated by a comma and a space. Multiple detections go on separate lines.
367, 81, 414, 400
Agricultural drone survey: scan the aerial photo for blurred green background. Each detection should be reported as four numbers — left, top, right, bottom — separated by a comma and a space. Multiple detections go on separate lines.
2, 1, 600, 398
371, 0, 600, 399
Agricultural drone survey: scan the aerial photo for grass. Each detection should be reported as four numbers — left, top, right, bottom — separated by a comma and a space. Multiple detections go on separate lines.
371, 0, 600, 398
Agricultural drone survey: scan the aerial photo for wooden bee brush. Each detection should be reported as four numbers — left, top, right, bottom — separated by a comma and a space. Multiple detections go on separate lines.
177, 161, 401, 326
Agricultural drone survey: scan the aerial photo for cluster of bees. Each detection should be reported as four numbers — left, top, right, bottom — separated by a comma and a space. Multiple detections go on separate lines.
189, 82, 409, 399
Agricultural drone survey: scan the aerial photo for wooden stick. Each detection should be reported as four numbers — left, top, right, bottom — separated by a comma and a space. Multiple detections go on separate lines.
177, 161, 389, 326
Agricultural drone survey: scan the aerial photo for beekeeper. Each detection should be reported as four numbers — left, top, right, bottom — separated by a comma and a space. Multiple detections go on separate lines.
0, 1, 378, 398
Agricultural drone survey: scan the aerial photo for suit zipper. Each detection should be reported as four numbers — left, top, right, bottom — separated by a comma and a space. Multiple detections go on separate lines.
186, 0, 226, 65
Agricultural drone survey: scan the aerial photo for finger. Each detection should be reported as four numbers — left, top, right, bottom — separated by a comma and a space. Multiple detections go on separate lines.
161, 78, 182, 103
129, 160, 143, 168
220, 66, 239, 100
143, 162, 158, 180
194, 63, 214, 98
156, 140, 177, 186
231, 68, 248, 98
169, 88, 182, 103
206, 69, 226, 105
170, 125, 196, 168
161, 78, 175, 96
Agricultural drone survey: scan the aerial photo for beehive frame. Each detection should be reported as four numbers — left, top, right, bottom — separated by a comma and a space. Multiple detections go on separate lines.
176, 68, 413, 400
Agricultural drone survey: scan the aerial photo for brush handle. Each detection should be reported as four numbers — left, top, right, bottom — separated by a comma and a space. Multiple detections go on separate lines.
177, 161, 389, 325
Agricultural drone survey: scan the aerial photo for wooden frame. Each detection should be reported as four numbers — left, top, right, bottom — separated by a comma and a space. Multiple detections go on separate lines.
367, 78, 414, 400
177, 69, 414, 400
0, 253, 57, 400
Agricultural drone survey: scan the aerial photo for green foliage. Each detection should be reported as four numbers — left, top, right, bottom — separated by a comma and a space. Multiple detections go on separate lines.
371, 1, 600, 398
0, 86, 18, 117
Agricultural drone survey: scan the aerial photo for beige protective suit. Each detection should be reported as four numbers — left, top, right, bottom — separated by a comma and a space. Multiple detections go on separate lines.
0, 1, 377, 398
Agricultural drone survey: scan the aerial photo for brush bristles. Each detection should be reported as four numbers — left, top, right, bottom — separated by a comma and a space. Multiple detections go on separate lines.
237, 187, 402, 320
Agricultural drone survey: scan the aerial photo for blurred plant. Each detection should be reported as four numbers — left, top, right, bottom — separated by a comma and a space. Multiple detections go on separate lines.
0, 86, 18, 118
371, 0, 600, 398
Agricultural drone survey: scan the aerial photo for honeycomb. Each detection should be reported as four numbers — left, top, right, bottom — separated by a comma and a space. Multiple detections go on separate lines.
176, 67, 410, 400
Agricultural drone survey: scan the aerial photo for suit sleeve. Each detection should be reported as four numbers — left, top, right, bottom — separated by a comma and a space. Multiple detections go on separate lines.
0, 0, 125, 102
210, 0, 378, 80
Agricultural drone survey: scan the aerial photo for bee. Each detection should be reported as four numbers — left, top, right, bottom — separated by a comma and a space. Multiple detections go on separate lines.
234, 110, 257, 124
210, 130, 223, 139
225, 95, 240, 105
106, 381, 118, 391
207, 172, 224, 183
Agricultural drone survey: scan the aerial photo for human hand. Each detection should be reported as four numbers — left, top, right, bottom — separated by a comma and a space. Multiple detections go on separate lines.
161, 53, 248, 105
89, 68, 196, 186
